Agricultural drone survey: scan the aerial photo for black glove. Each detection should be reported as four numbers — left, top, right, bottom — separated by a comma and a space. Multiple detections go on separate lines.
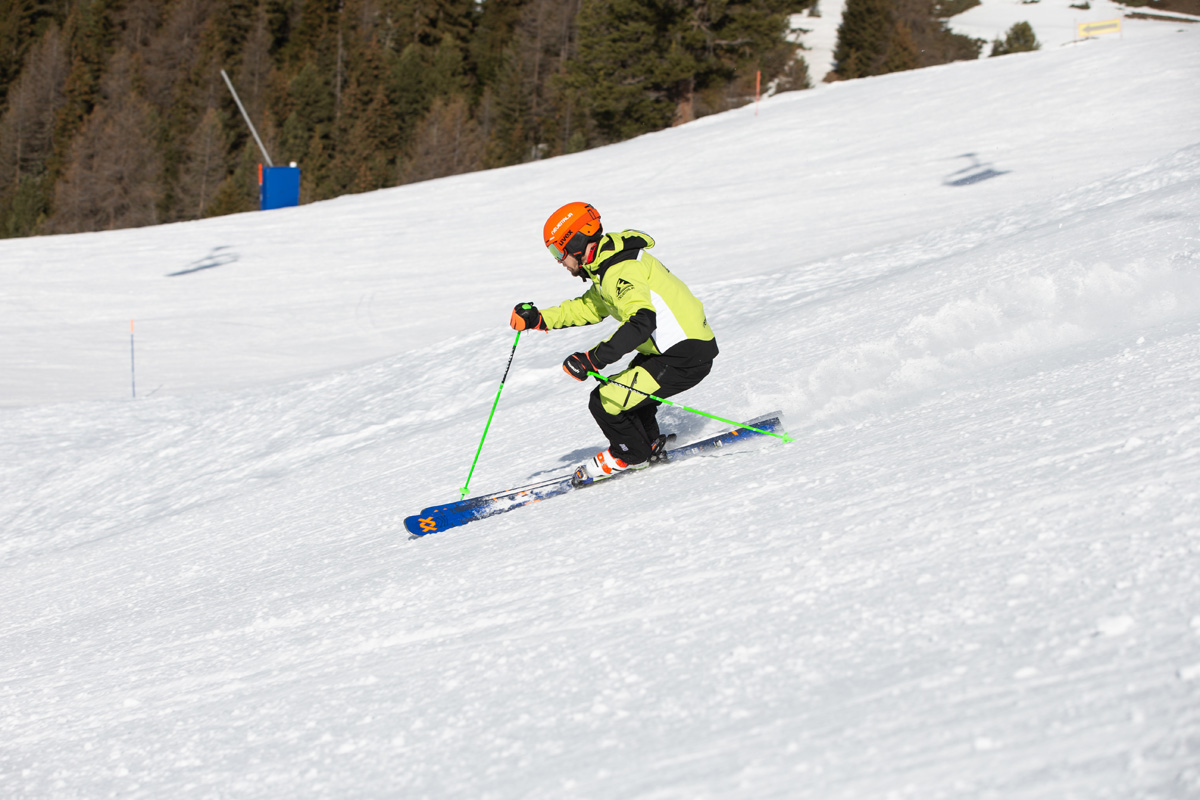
510, 302, 547, 331
563, 350, 603, 381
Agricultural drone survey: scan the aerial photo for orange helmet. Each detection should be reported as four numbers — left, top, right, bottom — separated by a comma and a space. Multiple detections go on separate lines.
543, 202, 603, 264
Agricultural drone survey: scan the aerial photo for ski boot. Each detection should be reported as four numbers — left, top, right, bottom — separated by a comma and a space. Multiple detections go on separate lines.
572, 448, 649, 487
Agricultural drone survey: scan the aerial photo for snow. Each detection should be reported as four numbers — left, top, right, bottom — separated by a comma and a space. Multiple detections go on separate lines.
3, 21, 1200, 800
791, 0, 849, 83
792, 0, 1199, 82
949, 0, 1198, 54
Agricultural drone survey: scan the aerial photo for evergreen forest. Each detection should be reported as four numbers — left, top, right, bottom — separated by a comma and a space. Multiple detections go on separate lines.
0, 0, 986, 237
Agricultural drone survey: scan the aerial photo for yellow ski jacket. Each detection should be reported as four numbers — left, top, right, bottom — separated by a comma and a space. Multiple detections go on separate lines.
540, 230, 717, 368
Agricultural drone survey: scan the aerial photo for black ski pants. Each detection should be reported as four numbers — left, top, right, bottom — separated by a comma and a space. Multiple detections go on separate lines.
587, 348, 714, 465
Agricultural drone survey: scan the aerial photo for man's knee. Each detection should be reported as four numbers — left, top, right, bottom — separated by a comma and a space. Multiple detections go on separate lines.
597, 366, 660, 416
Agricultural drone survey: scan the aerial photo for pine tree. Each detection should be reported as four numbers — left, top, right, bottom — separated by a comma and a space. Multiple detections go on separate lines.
115, 0, 162, 52
0, 23, 68, 237
277, 60, 335, 194
833, 0, 981, 80
569, 0, 676, 143
833, 0, 895, 79
204, 141, 258, 217
53, 0, 119, 174
882, 18, 920, 74
48, 48, 162, 232
482, 42, 531, 166
383, 41, 435, 151
235, 9, 274, 123
211, 0, 258, 65
481, 0, 580, 166
569, 0, 801, 145
144, 0, 222, 223
679, 0, 809, 119
401, 94, 483, 183
895, 0, 982, 66
264, 0, 293, 56
174, 104, 229, 219
469, 0, 525, 90
407, 0, 476, 48
0, 24, 67, 188
0, 0, 60, 112
327, 42, 400, 194
990, 21, 1039, 56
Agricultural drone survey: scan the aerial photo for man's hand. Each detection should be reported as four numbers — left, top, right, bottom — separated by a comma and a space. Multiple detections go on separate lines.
563, 350, 603, 381
510, 302, 547, 331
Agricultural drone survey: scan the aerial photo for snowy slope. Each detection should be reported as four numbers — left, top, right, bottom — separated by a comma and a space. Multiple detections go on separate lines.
3, 25, 1200, 800
792, 0, 1199, 83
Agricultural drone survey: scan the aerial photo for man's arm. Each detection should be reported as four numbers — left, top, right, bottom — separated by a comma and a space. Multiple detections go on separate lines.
591, 308, 657, 367
540, 284, 609, 329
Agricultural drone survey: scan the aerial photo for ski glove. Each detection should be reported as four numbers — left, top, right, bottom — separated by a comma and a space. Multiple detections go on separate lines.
563, 350, 604, 381
510, 302, 547, 332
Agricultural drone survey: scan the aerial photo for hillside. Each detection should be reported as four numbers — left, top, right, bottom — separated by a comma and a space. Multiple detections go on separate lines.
794, 0, 1200, 81
2, 24, 1200, 800
0, 0, 806, 237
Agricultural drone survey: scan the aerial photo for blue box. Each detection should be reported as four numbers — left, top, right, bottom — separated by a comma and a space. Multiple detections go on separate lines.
260, 165, 300, 210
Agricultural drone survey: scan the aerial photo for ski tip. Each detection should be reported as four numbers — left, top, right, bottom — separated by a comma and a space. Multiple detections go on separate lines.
404, 515, 432, 536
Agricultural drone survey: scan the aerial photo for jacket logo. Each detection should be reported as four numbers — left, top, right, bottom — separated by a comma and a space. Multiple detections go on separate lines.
616, 278, 634, 299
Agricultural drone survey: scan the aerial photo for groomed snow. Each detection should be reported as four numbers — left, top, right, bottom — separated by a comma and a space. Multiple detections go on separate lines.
2, 22, 1199, 800
792, 0, 1198, 83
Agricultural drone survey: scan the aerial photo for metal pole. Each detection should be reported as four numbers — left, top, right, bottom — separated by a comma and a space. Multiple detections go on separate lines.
220, 69, 273, 167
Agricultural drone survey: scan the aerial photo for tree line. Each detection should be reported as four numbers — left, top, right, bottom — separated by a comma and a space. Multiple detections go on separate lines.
0, 0, 1030, 238
830, 0, 1039, 81
0, 0, 812, 236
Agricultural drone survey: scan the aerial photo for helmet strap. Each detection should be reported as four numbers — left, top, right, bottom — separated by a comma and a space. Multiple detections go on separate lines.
582, 242, 599, 265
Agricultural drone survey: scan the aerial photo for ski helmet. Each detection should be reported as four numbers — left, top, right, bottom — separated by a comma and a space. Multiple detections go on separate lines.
543, 202, 603, 264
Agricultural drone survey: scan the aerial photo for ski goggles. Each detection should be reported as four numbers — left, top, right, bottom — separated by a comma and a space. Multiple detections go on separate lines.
548, 230, 588, 263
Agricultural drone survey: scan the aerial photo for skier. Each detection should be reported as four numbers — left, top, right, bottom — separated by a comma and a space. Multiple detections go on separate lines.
510, 202, 719, 485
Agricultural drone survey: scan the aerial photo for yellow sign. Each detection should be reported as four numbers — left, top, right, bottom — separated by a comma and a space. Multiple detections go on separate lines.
1078, 18, 1122, 37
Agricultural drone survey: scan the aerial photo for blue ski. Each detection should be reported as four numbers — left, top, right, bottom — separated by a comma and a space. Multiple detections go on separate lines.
405, 414, 782, 537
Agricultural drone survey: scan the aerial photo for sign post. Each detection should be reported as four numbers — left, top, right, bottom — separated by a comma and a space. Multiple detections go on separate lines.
130, 320, 136, 399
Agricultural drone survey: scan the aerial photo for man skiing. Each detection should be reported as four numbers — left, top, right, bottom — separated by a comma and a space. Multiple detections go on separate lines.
510, 202, 719, 486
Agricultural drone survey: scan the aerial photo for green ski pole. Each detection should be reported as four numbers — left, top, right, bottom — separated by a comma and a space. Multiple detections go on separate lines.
587, 371, 795, 443
459, 330, 521, 499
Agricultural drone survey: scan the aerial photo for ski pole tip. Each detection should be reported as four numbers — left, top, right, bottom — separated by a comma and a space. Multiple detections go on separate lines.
782, 433, 796, 443
459, 487, 470, 499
